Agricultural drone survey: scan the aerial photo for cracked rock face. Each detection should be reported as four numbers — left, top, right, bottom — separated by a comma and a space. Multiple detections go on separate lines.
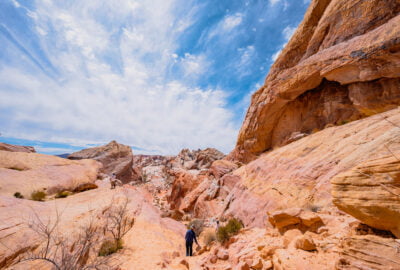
230, 0, 400, 163
332, 155, 400, 238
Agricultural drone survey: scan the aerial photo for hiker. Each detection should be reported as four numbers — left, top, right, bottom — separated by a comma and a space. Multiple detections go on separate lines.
110, 173, 117, 189
215, 219, 220, 232
185, 225, 200, 256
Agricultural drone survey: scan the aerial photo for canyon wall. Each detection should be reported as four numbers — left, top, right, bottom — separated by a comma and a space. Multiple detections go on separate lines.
231, 0, 400, 163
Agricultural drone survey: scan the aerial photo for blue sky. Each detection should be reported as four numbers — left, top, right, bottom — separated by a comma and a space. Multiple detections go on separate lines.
0, 0, 309, 155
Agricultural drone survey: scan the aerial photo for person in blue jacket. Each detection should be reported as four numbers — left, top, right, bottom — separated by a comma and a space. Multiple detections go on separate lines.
185, 225, 200, 256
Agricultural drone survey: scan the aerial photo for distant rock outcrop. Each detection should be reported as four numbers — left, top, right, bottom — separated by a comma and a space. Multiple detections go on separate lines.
0, 150, 101, 197
230, 0, 400, 163
0, 142, 35, 153
68, 140, 134, 183
174, 148, 225, 170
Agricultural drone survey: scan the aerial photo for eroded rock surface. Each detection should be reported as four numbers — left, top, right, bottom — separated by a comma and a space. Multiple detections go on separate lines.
68, 140, 134, 183
0, 150, 101, 197
223, 109, 400, 227
231, 0, 400, 163
332, 155, 400, 237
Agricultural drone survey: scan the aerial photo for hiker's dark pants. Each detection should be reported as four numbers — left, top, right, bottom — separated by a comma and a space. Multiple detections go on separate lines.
186, 241, 193, 256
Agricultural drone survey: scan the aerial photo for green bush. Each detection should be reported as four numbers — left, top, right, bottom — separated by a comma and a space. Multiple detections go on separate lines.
225, 218, 243, 234
31, 190, 46, 201
216, 226, 229, 243
55, 190, 70, 198
14, 192, 24, 199
216, 218, 243, 243
98, 239, 123, 257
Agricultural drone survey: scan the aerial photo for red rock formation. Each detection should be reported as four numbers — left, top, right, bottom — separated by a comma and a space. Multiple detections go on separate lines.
0, 142, 35, 153
230, 0, 400, 163
223, 109, 400, 227
68, 140, 134, 183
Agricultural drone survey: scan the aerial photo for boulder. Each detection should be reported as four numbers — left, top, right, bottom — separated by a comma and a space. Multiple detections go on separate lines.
234, 262, 250, 270
331, 155, 400, 237
68, 140, 134, 183
268, 208, 323, 233
0, 150, 101, 197
229, 0, 400, 163
336, 235, 400, 269
210, 160, 238, 179
294, 234, 317, 251
0, 143, 35, 153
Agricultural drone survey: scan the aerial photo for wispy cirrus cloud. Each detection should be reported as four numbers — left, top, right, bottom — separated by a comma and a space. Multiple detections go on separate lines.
0, 0, 309, 155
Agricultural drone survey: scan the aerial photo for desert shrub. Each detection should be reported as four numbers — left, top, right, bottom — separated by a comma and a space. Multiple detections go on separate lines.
217, 218, 243, 243
55, 190, 70, 198
188, 219, 205, 235
31, 190, 46, 201
14, 192, 24, 199
98, 239, 122, 257
216, 226, 230, 243
225, 218, 243, 235
202, 230, 216, 246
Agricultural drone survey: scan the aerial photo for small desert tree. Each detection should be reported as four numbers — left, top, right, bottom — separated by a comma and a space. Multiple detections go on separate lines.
13, 210, 111, 270
103, 195, 135, 248
8, 195, 136, 269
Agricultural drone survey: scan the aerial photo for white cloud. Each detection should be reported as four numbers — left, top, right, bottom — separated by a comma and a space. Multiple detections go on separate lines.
180, 53, 210, 78
11, 0, 21, 8
222, 13, 243, 31
282, 25, 296, 40
271, 49, 282, 61
271, 25, 297, 62
269, 0, 281, 5
0, 0, 238, 155
236, 45, 256, 77
207, 12, 244, 41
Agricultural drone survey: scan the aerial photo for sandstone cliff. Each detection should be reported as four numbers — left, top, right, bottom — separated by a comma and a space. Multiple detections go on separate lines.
231, 0, 400, 163
68, 140, 134, 183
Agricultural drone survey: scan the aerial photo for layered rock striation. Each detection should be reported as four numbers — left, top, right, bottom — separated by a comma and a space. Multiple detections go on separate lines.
231, 0, 400, 163
68, 140, 134, 183
0, 142, 35, 153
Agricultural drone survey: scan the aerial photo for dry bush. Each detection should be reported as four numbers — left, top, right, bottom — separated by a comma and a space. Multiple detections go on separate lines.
13, 211, 110, 270
8, 195, 135, 269
98, 239, 122, 257
217, 218, 243, 243
202, 230, 216, 246
55, 191, 71, 198
31, 190, 46, 201
14, 192, 24, 199
103, 196, 135, 246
